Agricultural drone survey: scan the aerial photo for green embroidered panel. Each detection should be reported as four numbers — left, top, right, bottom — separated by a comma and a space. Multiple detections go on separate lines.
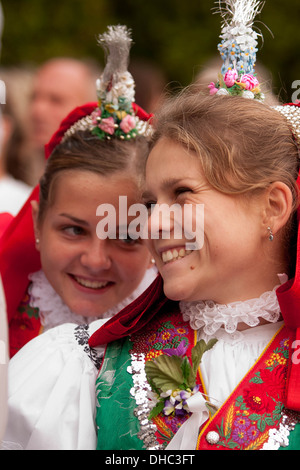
95, 337, 144, 450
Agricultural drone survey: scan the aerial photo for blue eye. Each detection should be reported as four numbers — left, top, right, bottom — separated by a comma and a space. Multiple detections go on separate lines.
63, 226, 85, 237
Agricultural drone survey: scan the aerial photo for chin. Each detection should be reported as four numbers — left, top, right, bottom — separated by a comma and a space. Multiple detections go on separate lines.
162, 280, 191, 302
65, 301, 103, 318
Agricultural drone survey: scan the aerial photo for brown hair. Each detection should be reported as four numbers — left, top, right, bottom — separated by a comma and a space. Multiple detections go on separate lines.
150, 89, 300, 207
38, 130, 149, 222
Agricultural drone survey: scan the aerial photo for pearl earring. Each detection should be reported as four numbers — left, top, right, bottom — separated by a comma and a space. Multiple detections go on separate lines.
267, 227, 274, 242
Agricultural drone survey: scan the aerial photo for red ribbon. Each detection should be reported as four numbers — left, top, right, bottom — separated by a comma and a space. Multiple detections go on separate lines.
88, 274, 178, 347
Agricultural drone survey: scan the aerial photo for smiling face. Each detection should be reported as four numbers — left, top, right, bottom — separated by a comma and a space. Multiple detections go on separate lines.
145, 137, 281, 305
33, 169, 152, 317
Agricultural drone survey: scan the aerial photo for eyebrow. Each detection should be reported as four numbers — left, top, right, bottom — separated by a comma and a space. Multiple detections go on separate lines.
58, 213, 89, 226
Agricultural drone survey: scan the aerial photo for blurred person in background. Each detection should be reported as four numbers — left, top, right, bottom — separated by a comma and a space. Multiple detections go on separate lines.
0, 3, 32, 215
0, 66, 35, 186
129, 58, 167, 113
27, 57, 101, 184
0, 97, 32, 216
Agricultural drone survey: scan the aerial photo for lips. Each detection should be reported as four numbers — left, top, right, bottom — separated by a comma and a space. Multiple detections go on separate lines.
161, 247, 192, 264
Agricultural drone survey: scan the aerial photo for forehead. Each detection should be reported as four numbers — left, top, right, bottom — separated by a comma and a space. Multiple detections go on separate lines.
146, 138, 202, 183
34, 63, 88, 99
49, 169, 139, 209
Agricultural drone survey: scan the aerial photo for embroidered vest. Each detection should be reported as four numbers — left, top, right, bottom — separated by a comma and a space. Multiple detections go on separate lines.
95, 308, 300, 450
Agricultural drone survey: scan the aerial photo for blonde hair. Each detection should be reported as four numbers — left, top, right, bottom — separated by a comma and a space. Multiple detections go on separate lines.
150, 90, 300, 209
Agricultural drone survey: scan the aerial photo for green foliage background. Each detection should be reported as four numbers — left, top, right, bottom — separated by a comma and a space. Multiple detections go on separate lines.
1, 0, 299, 102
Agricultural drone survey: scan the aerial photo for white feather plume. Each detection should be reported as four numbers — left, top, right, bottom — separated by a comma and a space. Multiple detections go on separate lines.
214, 0, 266, 76
97, 25, 133, 85
215, 0, 265, 28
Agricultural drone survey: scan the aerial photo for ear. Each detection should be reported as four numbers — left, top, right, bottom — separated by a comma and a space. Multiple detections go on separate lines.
31, 200, 41, 250
263, 182, 294, 235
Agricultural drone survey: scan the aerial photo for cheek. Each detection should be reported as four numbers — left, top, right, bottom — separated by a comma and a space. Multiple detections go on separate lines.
145, 238, 156, 254
116, 247, 151, 279
39, 235, 75, 272
39, 245, 62, 274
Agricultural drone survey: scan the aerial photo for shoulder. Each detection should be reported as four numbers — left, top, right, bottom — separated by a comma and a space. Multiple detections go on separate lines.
5, 320, 106, 450
9, 319, 106, 380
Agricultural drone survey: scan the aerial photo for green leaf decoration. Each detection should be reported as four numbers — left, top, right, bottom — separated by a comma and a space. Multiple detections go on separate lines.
205, 402, 219, 417
191, 338, 218, 376
148, 400, 165, 420
145, 336, 218, 415
181, 356, 194, 388
145, 354, 184, 392
91, 126, 106, 139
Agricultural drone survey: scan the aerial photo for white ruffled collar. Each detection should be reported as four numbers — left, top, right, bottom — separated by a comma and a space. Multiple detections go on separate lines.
180, 274, 287, 337
28, 267, 157, 331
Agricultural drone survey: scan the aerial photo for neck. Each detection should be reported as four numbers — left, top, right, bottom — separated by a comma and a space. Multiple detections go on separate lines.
236, 314, 283, 331
0, 163, 6, 179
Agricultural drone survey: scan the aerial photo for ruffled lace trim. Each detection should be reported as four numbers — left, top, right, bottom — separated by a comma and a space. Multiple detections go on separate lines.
180, 275, 287, 336
28, 268, 157, 331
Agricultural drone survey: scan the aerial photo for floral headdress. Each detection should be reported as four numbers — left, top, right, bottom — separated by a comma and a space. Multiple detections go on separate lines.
63, 25, 152, 142
209, 0, 265, 101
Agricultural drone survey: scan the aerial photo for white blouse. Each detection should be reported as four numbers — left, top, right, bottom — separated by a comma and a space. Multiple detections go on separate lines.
166, 283, 285, 450
3, 320, 105, 450
180, 282, 283, 405
3, 276, 284, 450
2, 267, 158, 450
198, 322, 283, 407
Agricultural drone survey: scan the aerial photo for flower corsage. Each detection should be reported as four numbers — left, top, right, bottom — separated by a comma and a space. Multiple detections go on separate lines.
209, 70, 264, 101
145, 338, 218, 420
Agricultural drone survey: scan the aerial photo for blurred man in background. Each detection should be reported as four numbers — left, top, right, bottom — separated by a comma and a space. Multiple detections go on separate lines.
27, 57, 100, 183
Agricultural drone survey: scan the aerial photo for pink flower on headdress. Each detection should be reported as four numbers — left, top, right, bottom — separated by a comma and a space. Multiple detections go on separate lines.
239, 74, 259, 91
208, 82, 218, 95
120, 114, 136, 133
91, 108, 102, 125
224, 69, 238, 87
99, 117, 115, 135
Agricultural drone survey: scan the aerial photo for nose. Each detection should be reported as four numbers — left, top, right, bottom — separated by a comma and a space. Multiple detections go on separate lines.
148, 203, 179, 241
80, 239, 112, 272
30, 95, 47, 119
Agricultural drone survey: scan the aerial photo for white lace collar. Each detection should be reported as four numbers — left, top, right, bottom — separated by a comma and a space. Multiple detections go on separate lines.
180, 274, 287, 336
28, 267, 157, 331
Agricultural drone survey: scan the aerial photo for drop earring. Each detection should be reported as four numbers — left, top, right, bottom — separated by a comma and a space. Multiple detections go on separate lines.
267, 227, 274, 242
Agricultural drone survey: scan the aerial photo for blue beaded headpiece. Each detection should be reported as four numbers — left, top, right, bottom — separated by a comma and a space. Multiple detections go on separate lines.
209, 0, 265, 101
